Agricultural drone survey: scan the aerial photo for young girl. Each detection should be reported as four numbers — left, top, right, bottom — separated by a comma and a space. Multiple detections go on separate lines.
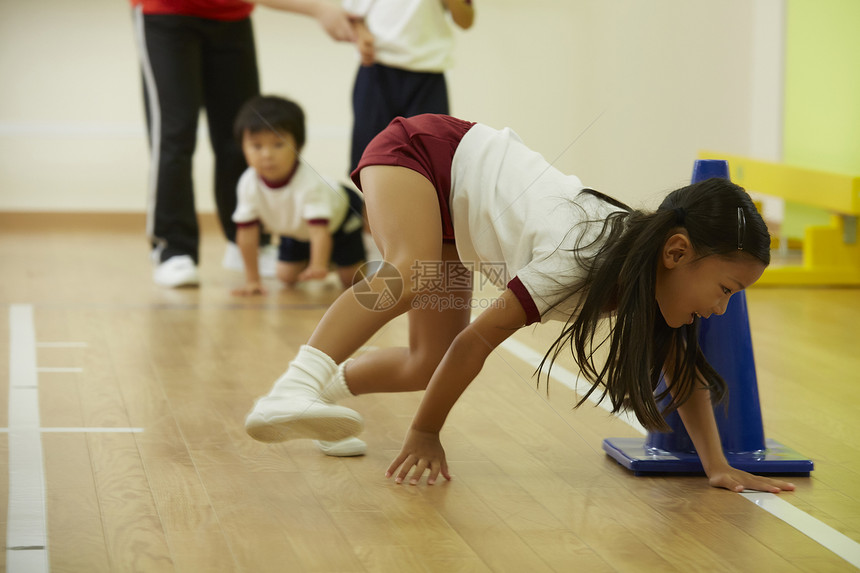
245, 114, 795, 493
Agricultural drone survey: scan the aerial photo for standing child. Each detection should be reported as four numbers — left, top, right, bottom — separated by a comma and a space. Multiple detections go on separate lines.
231, 95, 365, 296
244, 114, 795, 494
344, 0, 475, 174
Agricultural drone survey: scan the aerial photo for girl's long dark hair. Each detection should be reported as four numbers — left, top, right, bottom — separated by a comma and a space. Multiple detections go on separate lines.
540, 178, 771, 432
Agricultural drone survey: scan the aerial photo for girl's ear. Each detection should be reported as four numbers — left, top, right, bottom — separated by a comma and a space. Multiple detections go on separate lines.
661, 233, 692, 269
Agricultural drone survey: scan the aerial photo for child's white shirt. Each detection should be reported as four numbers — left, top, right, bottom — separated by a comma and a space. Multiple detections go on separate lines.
450, 123, 626, 323
342, 0, 455, 72
232, 162, 349, 240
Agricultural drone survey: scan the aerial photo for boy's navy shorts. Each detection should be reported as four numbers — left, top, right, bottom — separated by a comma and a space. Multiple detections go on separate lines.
278, 186, 366, 266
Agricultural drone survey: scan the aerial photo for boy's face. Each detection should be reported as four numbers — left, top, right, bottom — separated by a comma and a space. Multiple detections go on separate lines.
242, 129, 299, 182
655, 233, 765, 328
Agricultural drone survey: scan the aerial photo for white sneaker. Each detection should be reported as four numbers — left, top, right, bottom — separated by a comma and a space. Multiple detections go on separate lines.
153, 255, 199, 288
245, 397, 363, 443
258, 244, 278, 278
314, 437, 367, 457
244, 346, 364, 443
222, 242, 243, 272
223, 243, 277, 278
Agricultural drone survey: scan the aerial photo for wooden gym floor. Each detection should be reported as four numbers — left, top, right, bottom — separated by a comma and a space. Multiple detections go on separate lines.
1, 213, 859, 572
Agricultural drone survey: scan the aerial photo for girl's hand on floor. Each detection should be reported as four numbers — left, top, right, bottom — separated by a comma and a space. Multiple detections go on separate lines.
707, 464, 796, 493
386, 428, 451, 485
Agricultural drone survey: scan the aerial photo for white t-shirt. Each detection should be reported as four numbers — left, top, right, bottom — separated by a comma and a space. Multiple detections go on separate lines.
450, 124, 626, 324
232, 162, 351, 241
342, 0, 455, 72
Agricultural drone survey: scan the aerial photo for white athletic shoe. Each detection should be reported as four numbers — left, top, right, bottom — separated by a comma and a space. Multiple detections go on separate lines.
258, 244, 278, 278
314, 437, 367, 457
245, 399, 363, 443
309, 359, 365, 455
245, 346, 364, 443
153, 255, 199, 288
222, 242, 242, 271
223, 242, 277, 278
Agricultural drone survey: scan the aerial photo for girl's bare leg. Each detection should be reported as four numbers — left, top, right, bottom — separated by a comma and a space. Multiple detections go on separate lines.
344, 242, 472, 395
245, 166, 446, 443
306, 166, 448, 362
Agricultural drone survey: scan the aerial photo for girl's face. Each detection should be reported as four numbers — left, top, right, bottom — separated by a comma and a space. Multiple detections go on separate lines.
655, 233, 766, 328
241, 129, 298, 183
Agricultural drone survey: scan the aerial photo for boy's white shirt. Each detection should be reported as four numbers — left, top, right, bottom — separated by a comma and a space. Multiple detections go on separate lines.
232, 162, 351, 241
342, 0, 455, 72
450, 124, 626, 323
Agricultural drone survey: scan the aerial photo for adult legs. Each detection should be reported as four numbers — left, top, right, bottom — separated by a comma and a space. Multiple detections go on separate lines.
135, 12, 204, 263
201, 17, 260, 245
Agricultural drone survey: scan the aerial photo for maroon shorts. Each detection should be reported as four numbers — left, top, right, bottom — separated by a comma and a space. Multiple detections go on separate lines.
350, 114, 475, 242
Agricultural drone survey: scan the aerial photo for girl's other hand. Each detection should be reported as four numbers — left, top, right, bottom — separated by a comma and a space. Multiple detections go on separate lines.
386, 428, 451, 485
707, 464, 796, 493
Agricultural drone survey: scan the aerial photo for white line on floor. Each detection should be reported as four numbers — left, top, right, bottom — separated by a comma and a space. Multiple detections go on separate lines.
0, 428, 144, 433
7, 304, 49, 573
742, 492, 860, 568
498, 335, 860, 569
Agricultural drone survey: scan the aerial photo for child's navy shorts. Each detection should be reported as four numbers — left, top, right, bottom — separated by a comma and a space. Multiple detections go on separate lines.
278, 186, 366, 266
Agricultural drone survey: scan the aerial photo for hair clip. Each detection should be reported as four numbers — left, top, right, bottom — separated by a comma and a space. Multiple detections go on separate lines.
737, 207, 746, 251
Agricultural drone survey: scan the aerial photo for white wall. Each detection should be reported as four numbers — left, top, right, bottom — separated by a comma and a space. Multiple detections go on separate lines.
0, 0, 783, 214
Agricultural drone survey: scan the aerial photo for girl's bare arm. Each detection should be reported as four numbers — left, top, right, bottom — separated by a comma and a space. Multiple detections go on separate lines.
387, 288, 526, 484
674, 379, 795, 493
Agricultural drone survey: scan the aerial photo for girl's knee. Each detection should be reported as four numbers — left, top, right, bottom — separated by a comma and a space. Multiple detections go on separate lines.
361, 259, 419, 309
402, 349, 447, 391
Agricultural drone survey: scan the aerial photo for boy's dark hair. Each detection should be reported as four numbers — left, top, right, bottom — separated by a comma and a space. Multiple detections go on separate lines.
233, 95, 306, 149
540, 178, 770, 432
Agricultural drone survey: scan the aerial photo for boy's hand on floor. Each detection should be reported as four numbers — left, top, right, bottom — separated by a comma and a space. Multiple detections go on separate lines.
232, 282, 267, 297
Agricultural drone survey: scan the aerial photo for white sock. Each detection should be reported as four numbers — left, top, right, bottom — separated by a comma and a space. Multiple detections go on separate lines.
268, 345, 338, 399
320, 358, 355, 404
